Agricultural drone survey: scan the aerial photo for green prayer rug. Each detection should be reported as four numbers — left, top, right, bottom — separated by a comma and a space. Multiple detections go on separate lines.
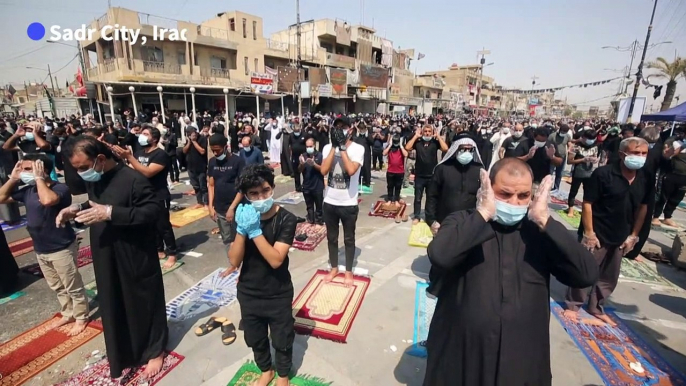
619, 258, 677, 289
359, 185, 373, 195
400, 187, 414, 197
0, 291, 25, 305
555, 210, 580, 229
161, 258, 185, 275
227, 361, 331, 386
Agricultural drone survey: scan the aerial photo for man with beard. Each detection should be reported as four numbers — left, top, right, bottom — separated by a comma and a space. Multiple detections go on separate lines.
566, 129, 599, 217
424, 160, 597, 386
58, 136, 168, 378
352, 121, 373, 189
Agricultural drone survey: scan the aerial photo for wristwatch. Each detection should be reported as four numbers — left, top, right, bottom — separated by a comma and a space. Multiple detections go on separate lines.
339, 144, 347, 151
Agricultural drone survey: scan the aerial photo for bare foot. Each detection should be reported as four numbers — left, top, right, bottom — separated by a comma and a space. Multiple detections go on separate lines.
204, 205, 210, 212
567, 209, 575, 217
662, 218, 678, 227
68, 319, 88, 336
51, 316, 73, 329
412, 218, 420, 225
651, 218, 662, 226
591, 313, 617, 327
635, 255, 644, 262
191, 204, 203, 209
142, 353, 165, 379
211, 227, 220, 235
562, 309, 578, 322
324, 267, 339, 283
275, 375, 289, 386
158, 251, 166, 259
163, 255, 177, 269
344, 271, 354, 287
253, 369, 275, 386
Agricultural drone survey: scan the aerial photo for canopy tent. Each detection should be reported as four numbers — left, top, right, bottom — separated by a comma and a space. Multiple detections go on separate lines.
641, 100, 686, 122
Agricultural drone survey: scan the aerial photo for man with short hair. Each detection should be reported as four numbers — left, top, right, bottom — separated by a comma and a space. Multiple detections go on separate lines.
0, 153, 89, 336
424, 159, 597, 386
525, 128, 563, 186
298, 137, 324, 224
499, 123, 530, 160
183, 127, 209, 208
548, 123, 571, 191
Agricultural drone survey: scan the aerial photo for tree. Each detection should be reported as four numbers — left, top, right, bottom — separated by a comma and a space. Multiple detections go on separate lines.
646, 57, 686, 111
563, 107, 573, 117
572, 111, 584, 119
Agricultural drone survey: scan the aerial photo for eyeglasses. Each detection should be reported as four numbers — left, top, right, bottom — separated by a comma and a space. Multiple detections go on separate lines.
458, 148, 475, 153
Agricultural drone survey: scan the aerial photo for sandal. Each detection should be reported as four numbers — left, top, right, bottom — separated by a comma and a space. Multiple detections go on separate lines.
402, 214, 409, 222
221, 320, 237, 345
194, 316, 227, 336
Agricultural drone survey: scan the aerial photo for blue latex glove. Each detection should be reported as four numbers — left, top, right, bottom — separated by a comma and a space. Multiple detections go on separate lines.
234, 204, 247, 236
242, 204, 263, 239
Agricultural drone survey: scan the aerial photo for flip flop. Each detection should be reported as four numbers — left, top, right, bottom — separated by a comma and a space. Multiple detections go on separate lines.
221, 320, 237, 345
194, 316, 227, 336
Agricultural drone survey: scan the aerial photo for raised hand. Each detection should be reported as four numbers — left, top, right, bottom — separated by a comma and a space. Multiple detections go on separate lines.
32, 160, 45, 179
14, 127, 26, 137
237, 204, 262, 239
476, 168, 496, 222
545, 144, 555, 159
527, 146, 537, 159
528, 174, 553, 229
9, 161, 22, 181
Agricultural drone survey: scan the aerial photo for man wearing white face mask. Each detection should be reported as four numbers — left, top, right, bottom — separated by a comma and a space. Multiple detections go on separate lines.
499, 123, 530, 160
525, 128, 563, 190
564, 137, 650, 327
0, 154, 90, 336
424, 158, 597, 386
487, 122, 511, 170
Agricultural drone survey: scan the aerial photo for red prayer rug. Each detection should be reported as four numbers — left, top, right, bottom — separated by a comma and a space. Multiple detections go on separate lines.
0, 314, 103, 386
9, 237, 33, 257
550, 196, 582, 207
550, 301, 686, 385
292, 223, 327, 251
22, 245, 93, 277
369, 200, 407, 218
292, 269, 371, 343
55, 351, 184, 386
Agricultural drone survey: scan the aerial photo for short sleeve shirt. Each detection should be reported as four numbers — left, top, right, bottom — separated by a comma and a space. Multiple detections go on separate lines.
134, 148, 170, 200
322, 142, 365, 206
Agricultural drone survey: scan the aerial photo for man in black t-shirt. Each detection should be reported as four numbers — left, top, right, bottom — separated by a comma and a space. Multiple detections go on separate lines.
371, 126, 386, 170
298, 138, 324, 224
405, 124, 449, 224
112, 126, 178, 268
500, 123, 530, 160
525, 128, 563, 186
287, 125, 307, 192
183, 127, 209, 207
229, 164, 297, 386
208, 135, 245, 258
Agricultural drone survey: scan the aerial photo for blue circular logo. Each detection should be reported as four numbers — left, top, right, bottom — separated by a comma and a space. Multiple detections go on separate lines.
27, 23, 46, 41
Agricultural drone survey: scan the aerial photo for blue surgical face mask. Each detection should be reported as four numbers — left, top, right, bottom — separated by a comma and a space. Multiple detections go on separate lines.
20, 172, 36, 185
216, 152, 226, 161
623, 155, 646, 170
494, 200, 528, 226
24, 132, 35, 141
585, 139, 596, 145
250, 195, 274, 214
244, 146, 252, 152
293, 131, 301, 136
78, 158, 104, 182
422, 136, 432, 142
457, 151, 473, 165
138, 135, 150, 147
306, 147, 315, 155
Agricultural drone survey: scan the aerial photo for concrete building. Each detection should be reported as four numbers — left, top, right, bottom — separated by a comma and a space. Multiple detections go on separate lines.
423, 63, 500, 114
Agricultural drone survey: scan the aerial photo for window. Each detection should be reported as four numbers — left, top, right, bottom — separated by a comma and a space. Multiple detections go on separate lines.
211, 56, 227, 69
254, 58, 258, 72
252, 21, 257, 40
142, 46, 163, 62
320, 43, 333, 53
335, 45, 344, 55
242, 18, 247, 38
244, 56, 249, 75
229, 18, 235, 31
177, 50, 186, 65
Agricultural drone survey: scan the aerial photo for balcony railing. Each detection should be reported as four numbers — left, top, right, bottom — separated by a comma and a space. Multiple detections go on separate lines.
87, 66, 99, 78
200, 67, 231, 79
142, 61, 181, 75
198, 26, 230, 40
103, 58, 116, 73
266, 39, 289, 52
97, 13, 109, 30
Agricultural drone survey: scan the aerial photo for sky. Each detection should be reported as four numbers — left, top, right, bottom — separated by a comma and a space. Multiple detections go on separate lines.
0, 0, 685, 112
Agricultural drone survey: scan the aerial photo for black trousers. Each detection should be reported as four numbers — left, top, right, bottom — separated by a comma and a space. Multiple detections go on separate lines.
567, 176, 589, 208
413, 176, 431, 218
0, 227, 19, 295
237, 291, 294, 378
654, 173, 686, 219
168, 154, 180, 182
323, 203, 359, 272
280, 152, 293, 176
303, 190, 323, 223
358, 157, 371, 187
188, 170, 208, 205
176, 148, 187, 171
291, 156, 302, 191
372, 149, 384, 170
386, 172, 404, 202
156, 198, 178, 255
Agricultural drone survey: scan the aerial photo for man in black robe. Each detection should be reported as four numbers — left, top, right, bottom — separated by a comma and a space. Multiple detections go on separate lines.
424, 158, 598, 386
57, 136, 168, 379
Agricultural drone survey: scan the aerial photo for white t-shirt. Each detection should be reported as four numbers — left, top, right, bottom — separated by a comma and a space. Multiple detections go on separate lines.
322, 142, 365, 206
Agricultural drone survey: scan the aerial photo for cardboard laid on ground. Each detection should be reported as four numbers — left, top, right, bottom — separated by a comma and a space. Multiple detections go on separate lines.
165, 268, 239, 321
408, 281, 436, 358
408, 222, 433, 248
170, 206, 209, 228
275, 191, 305, 205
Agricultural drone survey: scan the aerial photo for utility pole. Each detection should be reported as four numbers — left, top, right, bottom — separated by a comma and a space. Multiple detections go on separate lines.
77, 41, 87, 81
295, 0, 302, 119
530, 75, 539, 91
623, 41, 639, 94
628, 0, 658, 121
47, 64, 56, 96
476, 48, 490, 109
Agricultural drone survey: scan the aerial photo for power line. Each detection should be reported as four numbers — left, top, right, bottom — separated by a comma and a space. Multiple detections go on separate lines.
0, 45, 49, 64
571, 94, 621, 106
38, 54, 79, 85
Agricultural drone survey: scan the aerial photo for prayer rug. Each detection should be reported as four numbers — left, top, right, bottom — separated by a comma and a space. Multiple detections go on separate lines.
227, 361, 331, 386
555, 209, 581, 229
550, 301, 686, 385
0, 217, 27, 232
408, 222, 433, 248
0, 291, 25, 305
400, 186, 415, 198
550, 195, 582, 208
9, 237, 33, 257
292, 269, 370, 343
166, 268, 239, 321
369, 200, 407, 218
160, 258, 184, 275
0, 314, 103, 386
169, 206, 208, 228
275, 191, 305, 205
358, 185, 373, 195
22, 245, 93, 277
292, 223, 327, 251
275, 174, 293, 184
407, 281, 437, 358
55, 351, 184, 386
619, 259, 677, 289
